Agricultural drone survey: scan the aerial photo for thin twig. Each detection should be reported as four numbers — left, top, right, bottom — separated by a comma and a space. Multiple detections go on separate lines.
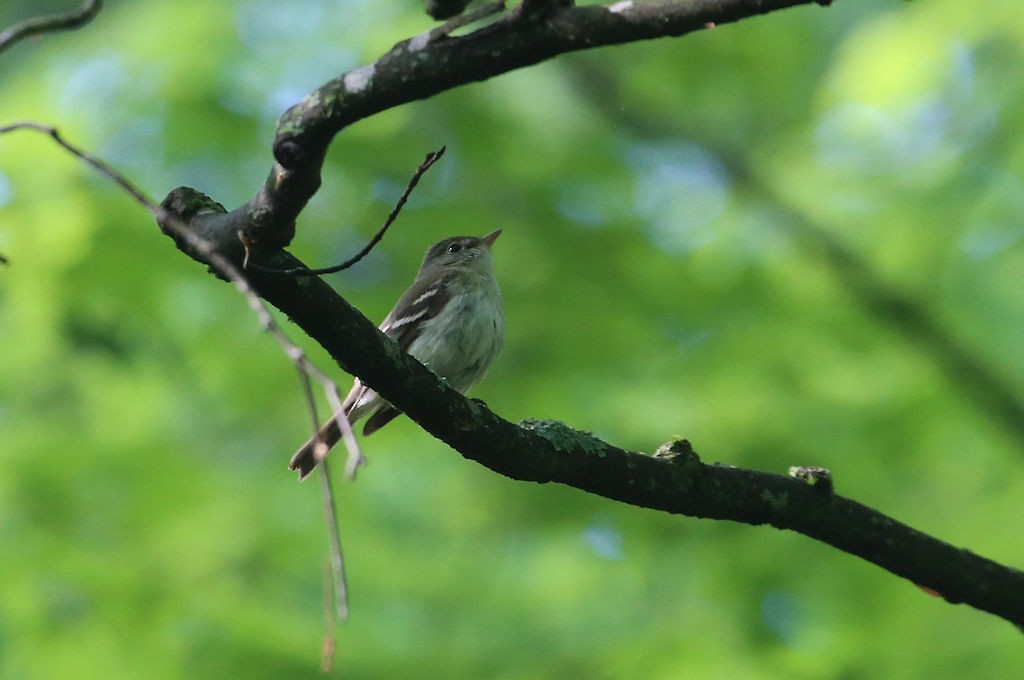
300, 364, 355, 662
0, 121, 358, 634
0, 0, 103, 55
240, 232, 366, 477
0, 122, 151, 205
0, 125, 347, 460
250, 146, 446, 277
319, 458, 349, 622
322, 377, 365, 481
320, 561, 337, 672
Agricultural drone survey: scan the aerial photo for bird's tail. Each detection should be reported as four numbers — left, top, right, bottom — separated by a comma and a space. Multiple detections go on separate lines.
288, 414, 345, 481
288, 381, 403, 480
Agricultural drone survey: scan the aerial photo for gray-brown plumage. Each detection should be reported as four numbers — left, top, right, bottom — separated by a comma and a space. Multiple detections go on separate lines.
289, 229, 504, 480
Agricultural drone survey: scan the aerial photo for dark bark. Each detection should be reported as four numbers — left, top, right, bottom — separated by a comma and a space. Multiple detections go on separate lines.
152, 194, 1024, 628
164, 0, 831, 267
155, 0, 1024, 629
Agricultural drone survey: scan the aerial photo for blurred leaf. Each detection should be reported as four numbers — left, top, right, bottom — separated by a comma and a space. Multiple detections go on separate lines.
2, 0, 1023, 678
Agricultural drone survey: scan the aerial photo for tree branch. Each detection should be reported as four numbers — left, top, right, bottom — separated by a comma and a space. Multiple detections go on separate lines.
0, 0, 103, 55
172, 236, 1024, 629
143, 0, 1023, 628
251, 146, 447, 277
0, 122, 358, 635
273, 0, 822, 168
161, 0, 834, 277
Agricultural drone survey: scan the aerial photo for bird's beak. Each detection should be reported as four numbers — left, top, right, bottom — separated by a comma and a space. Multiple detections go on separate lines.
480, 228, 502, 248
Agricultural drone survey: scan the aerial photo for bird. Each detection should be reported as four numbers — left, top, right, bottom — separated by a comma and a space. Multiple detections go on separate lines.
289, 229, 504, 480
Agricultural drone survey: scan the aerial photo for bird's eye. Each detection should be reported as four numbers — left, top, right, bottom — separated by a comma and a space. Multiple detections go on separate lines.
447, 243, 463, 254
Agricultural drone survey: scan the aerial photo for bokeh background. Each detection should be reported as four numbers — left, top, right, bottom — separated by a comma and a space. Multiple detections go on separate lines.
2, 0, 1023, 677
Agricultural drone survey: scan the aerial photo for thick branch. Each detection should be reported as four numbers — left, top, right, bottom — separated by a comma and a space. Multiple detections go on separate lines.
149, 0, 1024, 627
163, 0, 832, 274
206, 241, 1024, 629
273, 0, 824, 164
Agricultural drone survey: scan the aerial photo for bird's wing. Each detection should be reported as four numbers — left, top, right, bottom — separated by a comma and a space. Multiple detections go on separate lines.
378, 274, 453, 350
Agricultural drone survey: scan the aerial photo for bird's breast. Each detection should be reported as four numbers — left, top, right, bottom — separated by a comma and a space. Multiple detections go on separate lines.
407, 275, 504, 393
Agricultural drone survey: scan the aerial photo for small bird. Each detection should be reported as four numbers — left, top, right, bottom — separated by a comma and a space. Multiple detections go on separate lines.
289, 229, 505, 480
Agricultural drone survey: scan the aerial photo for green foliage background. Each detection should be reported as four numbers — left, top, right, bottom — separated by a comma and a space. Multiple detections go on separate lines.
2, 0, 1023, 677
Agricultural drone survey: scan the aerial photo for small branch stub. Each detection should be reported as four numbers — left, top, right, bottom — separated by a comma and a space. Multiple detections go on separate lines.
788, 465, 834, 495
653, 438, 701, 466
